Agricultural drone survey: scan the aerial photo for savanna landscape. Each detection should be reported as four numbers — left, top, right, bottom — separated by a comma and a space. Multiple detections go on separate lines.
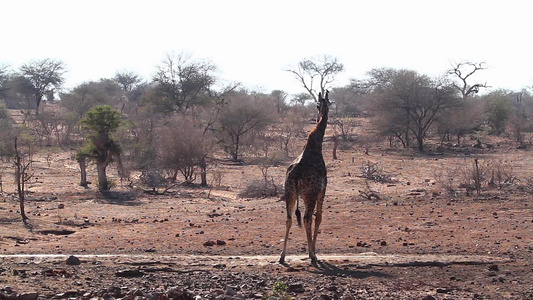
0, 57, 532, 300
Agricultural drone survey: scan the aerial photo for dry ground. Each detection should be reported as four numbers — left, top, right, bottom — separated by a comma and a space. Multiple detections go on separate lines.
0, 136, 532, 299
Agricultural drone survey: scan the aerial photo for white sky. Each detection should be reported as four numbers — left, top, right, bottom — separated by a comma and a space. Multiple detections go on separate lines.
1, 0, 532, 95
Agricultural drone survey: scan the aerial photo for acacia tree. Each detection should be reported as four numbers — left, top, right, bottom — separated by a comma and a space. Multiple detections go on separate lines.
79, 105, 125, 191
0, 105, 14, 156
152, 52, 216, 112
61, 79, 125, 119
113, 70, 146, 105
436, 99, 485, 146
508, 90, 533, 148
219, 91, 275, 160
484, 90, 512, 135
0, 65, 9, 100
287, 55, 344, 101
2, 75, 35, 111
20, 58, 66, 115
369, 68, 459, 152
114, 71, 141, 93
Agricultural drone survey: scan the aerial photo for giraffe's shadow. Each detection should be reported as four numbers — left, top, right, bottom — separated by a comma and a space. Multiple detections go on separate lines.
307, 260, 390, 279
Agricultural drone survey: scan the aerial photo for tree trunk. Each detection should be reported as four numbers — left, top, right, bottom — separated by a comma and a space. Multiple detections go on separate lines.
332, 135, 338, 160
200, 155, 208, 187
79, 159, 88, 187
96, 161, 109, 191
417, 136, 424, 152
171, 169, 179, 182
14, 156, 28, 221
233, 135, 240, 160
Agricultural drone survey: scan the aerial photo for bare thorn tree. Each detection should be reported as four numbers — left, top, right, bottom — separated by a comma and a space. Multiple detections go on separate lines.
448, 61, 488, 99
287, 55, 344, 101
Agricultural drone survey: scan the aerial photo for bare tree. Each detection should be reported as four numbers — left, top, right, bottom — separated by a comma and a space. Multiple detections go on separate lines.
152, 52, 216, 112
13, 138, 33, 223
157, 115, 206, 183
277, 106, 308, 157
448, 61, 488, 99
20, 58, 66, 115
287, 55, 344, 101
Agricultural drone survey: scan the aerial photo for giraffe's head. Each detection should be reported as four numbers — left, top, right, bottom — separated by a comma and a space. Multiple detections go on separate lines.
316, 90, 331, 120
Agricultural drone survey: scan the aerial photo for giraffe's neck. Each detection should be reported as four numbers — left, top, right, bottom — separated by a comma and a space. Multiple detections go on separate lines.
303, 111, 328, 153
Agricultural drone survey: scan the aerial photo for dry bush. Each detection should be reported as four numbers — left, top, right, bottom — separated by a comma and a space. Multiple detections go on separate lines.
157, 115, 206, 182
488, 159, 517, 189
239, 156, 283, 199
433, 166, 457, 197
435, 158, 520, 197
359, 160, 394, 183
457, 158, 487, 196
210, 170, 226, 187
238, 179, 280, 199
525, 177, 533, 193
438, 158, 490, 196
358, 180, 381, 200
139, 170, 167, 193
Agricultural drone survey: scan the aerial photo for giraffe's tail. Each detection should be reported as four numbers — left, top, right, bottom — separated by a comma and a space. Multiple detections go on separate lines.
295, 183, 302, 227
295, 207, 302, 227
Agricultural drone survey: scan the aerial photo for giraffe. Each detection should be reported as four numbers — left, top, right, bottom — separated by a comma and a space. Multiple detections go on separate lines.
279, 90, 330, 264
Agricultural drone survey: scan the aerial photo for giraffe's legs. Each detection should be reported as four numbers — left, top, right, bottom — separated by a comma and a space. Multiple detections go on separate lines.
311, 188, 326, 257
279, 192, 297, 264
279, 216, 292, 264
304, 198, 317, 262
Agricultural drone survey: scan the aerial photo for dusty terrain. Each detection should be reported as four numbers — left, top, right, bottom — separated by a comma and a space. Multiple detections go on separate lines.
0, 136, 532, 299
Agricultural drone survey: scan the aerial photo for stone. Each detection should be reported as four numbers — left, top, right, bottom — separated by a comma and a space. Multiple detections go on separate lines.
167, 287, 193, 300
285, 266, 299, 272
18, 292, 39, 300
203, 240, 215, 247
287, 283, 305, 293
225, 286, 237, 296
216, 240, 226, 245
115, 269, 145, 278
66, 255, 81, 265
